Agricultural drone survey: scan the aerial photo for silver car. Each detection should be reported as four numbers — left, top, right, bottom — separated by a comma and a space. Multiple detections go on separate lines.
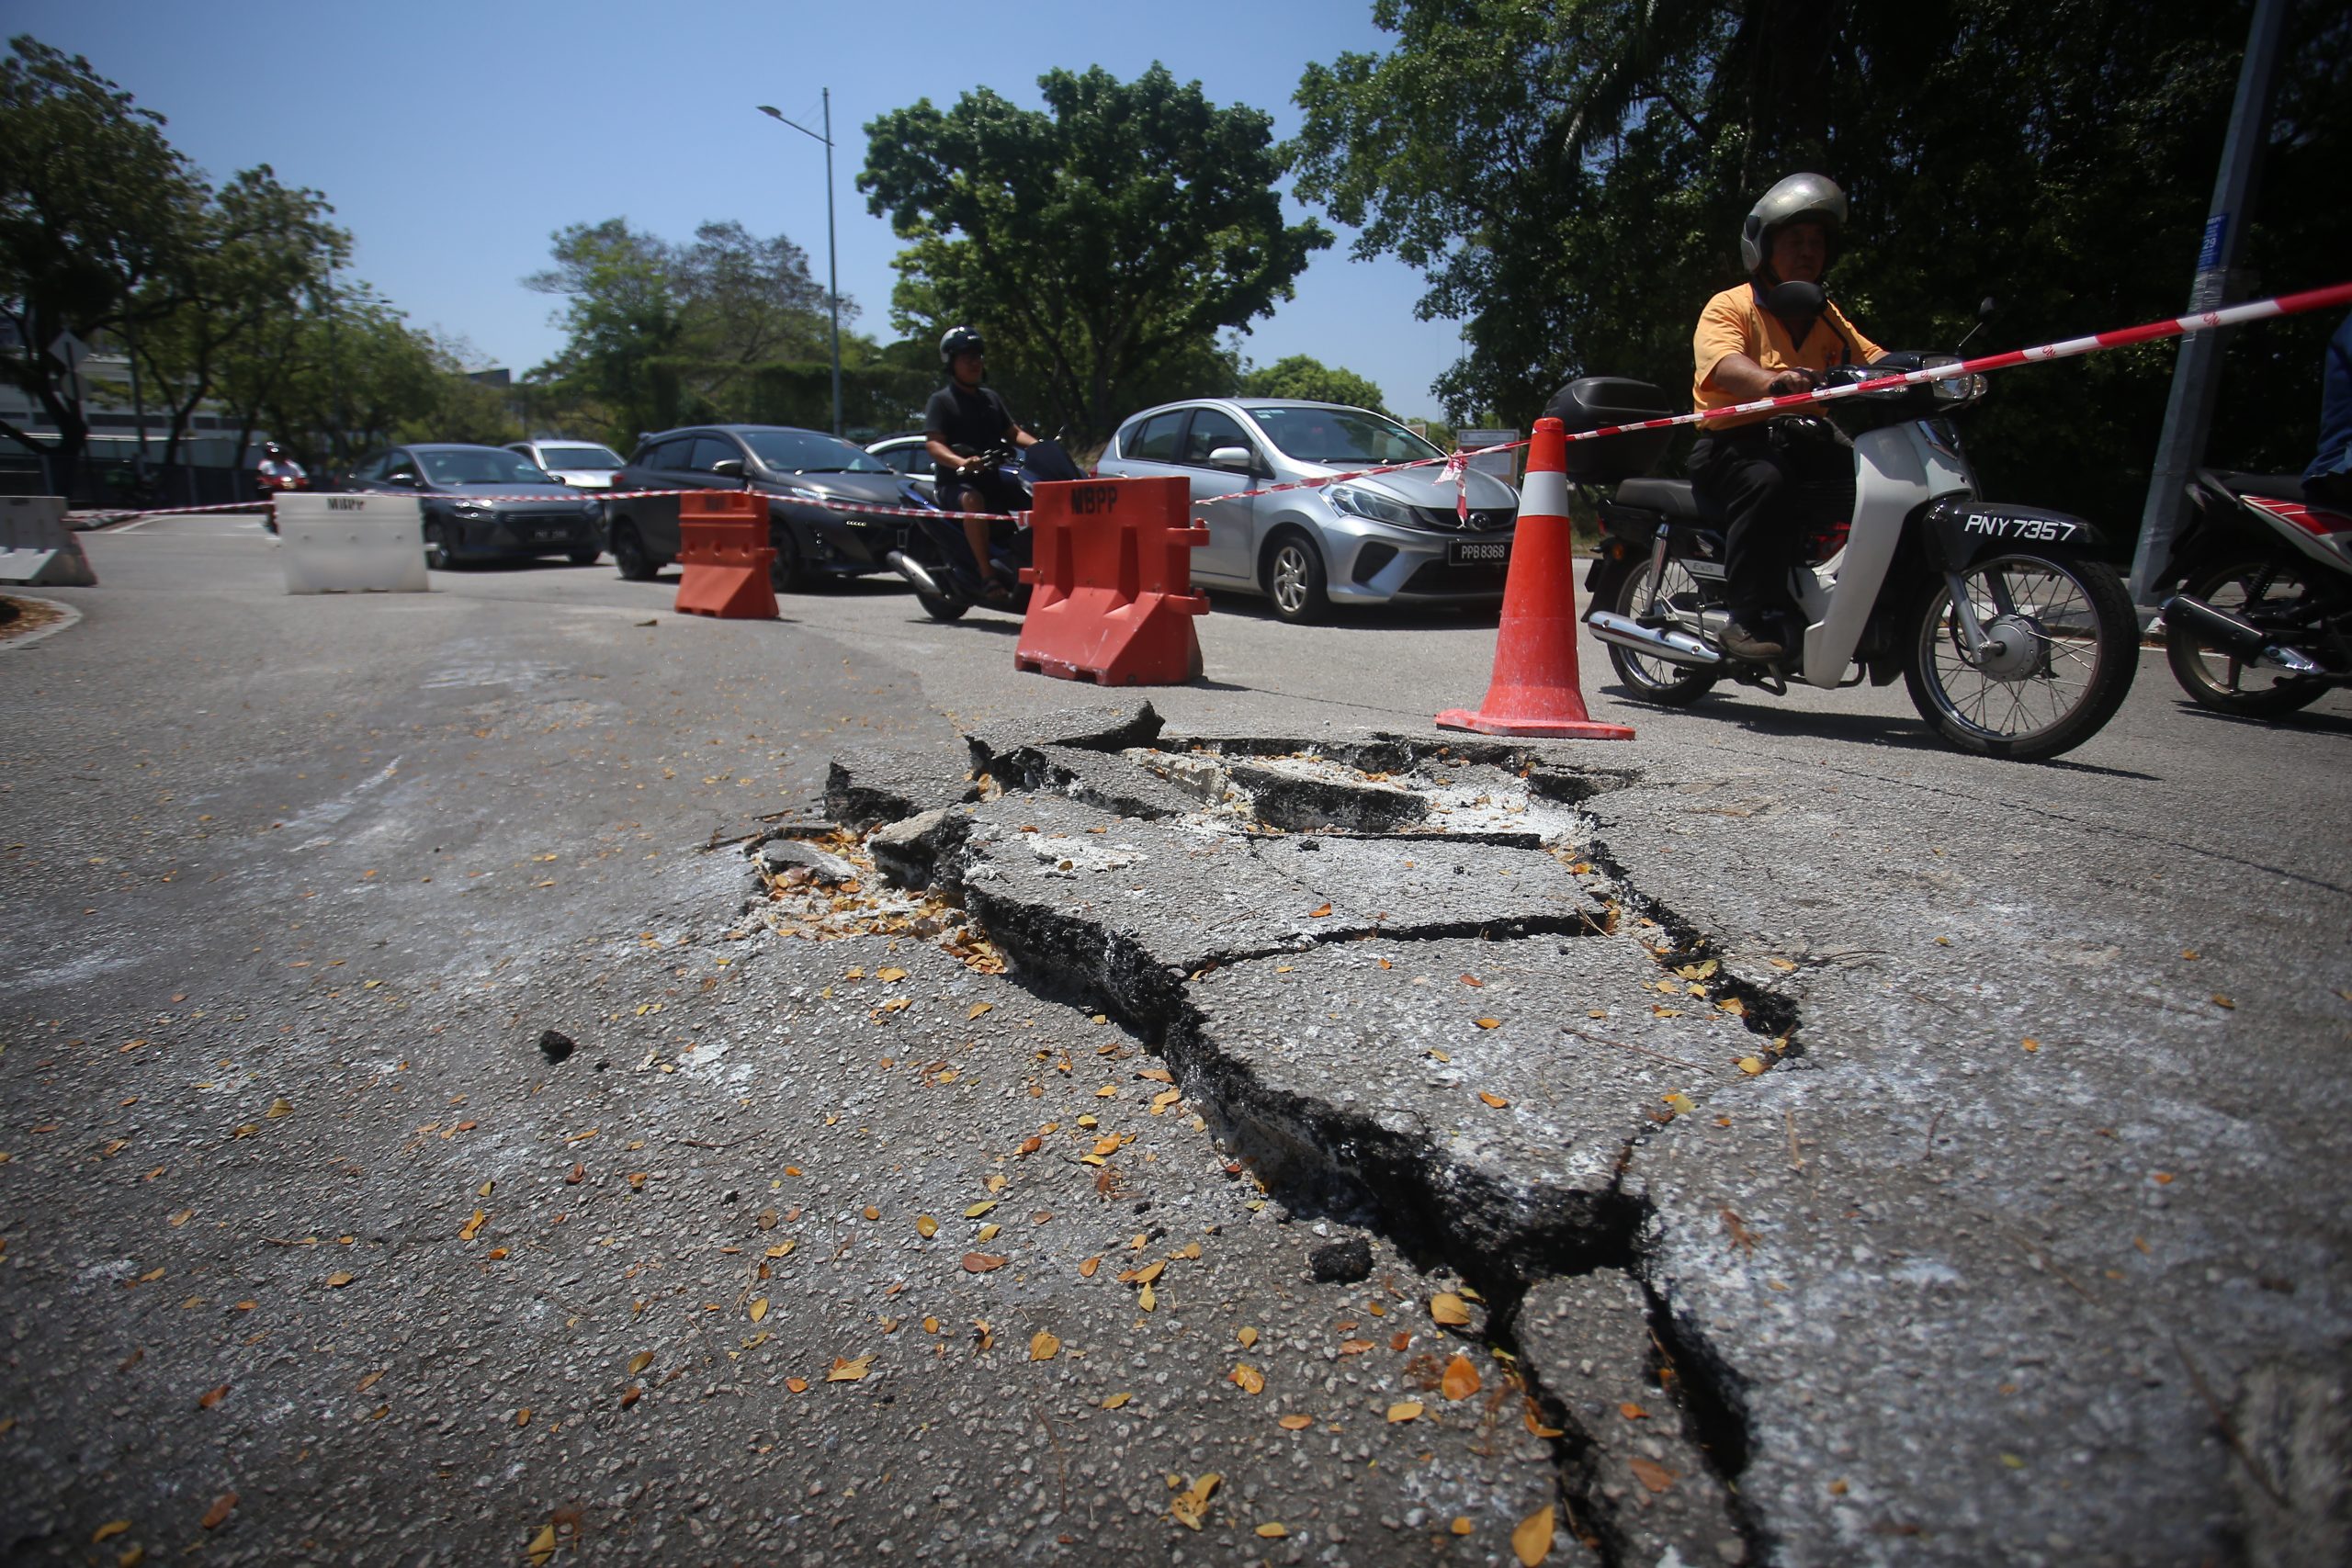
1095, 399, 1517, 622
506, 439, 628, 490
864, 434, 938, 503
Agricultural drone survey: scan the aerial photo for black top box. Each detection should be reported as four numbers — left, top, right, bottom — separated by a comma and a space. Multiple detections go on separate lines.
1541, 378, 1675, 483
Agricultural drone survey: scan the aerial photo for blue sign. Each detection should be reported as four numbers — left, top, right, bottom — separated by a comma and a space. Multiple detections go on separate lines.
2197, 213, 2229, 273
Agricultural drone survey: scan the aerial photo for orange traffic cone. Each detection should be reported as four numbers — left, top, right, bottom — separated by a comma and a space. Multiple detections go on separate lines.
1435, 416, 1634, 739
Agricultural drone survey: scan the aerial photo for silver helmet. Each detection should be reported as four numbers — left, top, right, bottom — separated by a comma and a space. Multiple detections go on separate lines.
1740, 174, 1848, 277
939, 325, 985, 367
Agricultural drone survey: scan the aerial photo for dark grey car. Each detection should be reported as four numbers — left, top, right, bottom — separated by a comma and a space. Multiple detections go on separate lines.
604, 425, 918, 591
345, 444, 605, 570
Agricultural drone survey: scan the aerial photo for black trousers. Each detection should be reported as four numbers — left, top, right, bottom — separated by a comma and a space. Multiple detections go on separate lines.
1689, 426, 1802, 622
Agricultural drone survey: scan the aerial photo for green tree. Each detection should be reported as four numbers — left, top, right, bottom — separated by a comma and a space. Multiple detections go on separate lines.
0, 35, 207, 483
859, 64, 1330, 443
524, 218, 842, 447
1292, 0, 2352, 519
1237, 354, 1386, 412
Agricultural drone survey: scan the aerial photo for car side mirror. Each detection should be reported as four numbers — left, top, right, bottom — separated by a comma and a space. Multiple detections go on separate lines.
711, 458, 746, 481
1209, 446, 1255, 472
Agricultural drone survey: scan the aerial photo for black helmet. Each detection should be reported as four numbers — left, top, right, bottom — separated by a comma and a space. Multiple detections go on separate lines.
1740, 174, 1847, 278
939, 326, 985, 367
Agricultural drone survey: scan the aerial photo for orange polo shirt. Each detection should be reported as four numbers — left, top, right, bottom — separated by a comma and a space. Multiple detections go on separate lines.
1692, 284, 1883, 429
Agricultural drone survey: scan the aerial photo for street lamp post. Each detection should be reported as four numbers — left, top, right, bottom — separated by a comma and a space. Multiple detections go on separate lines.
757, 93, 843, 439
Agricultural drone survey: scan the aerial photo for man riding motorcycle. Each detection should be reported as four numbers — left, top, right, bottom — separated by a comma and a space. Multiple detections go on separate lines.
924, 327, 1038, 602
1689, 173, 1885, 662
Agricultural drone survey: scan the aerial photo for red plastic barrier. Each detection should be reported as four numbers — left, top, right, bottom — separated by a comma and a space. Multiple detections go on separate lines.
1015, 477, 1207, 685
674, 491, 778, 620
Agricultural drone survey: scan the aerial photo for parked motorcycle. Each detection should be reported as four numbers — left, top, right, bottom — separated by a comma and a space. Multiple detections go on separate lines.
2159, 470, 2351, 716
886, 439, 1083, 622
1574, 286, 2139, 761
254, 452, 306, 536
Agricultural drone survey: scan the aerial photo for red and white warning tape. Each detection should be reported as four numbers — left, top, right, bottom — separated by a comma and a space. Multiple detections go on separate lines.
85, 277, 2352, 528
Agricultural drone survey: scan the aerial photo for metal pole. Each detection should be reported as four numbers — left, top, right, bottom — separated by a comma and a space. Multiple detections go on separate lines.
2126, 0, 2290, 609
823, 88, 842, 439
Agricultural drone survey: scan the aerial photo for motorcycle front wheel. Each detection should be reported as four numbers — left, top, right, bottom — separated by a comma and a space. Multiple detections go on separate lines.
1904, 552, 2139, 761
1604, 555, 1719, 705
2164, 556, 2329, 716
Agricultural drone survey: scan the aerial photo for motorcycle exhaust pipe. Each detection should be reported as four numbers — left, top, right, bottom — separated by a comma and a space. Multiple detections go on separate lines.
1587, 610, 1724, 669
2161, 594, 2324, 675
887, 550, 945, 599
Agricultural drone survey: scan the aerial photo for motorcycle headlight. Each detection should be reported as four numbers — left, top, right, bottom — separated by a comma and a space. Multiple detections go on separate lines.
1328, 483, 1417, 527
1933, 372, 1989, 405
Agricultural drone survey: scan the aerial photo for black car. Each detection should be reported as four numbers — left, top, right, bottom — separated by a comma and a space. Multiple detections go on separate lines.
604, 425, 920, 590
345, 444, 605, 569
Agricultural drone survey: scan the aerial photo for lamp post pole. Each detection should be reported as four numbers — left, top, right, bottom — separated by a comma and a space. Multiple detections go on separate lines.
757, 93, 843, 438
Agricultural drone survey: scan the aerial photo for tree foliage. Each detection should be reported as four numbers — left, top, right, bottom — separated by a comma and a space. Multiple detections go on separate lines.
1291, 0, 2352, 519
521, 217, 899, 446
1237, 354, 1386, 412
859, 64, 1331, 443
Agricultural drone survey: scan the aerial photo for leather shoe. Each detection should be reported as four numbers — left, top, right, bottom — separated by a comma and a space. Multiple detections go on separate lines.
1721, 621, 1785, 662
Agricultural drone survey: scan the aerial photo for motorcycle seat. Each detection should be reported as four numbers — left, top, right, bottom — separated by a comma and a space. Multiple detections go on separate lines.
1612, 478, 1707, 520
2209, 470, 2306, 504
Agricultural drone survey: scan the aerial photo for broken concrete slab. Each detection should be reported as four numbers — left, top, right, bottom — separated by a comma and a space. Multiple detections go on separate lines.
963, 697, 1163, 776
1519, 1269, 1748, 1567
865, 806, 972, 892
754, 837, 860, 884
824, 743, 975, 830
1224, 756, 1431, 833
990, 742, 1206, 821
1178, 935, 1763, 1273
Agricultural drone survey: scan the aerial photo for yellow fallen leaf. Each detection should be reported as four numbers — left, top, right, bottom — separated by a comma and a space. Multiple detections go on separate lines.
1512, 1504, 1555, 1565
1231, 1362, 1265, 1394
1102, 1392, 1133, 1409
786, 1376, 808, 1393
1430, 1292, 1472, 1325
1662, 1091, 1696, 1117
1279, 1413, 1314, 1430
977, 1223, 1001, 1242
1123, 1259, 1167, 1287
826, 1353, 876, 1382
1255, 1522, 1288, 1538
1093, 1084, 1117, 1099
1138, 1282, 1157, 1312
2211, 994, 2235, 1010
916, 1215, 938, 1238
1307, 903, 1332, 918
1079, 1257, 1101, 1278
1453, 1515, 1475, 1535
1474, 1017, 1501, 1030
1479, 1091, 1510, 1109
967, 1001, 994, 1020
1387, 1400, 1424, 1422
1091, 1134, 1123, 1156
1170, 1472, 1222, 1530
964, 1201, 998, 1219
1442, 1354, 1481, 1400
750, 1298, 769, 1322
93, 1521, 131, 1543
1030, 1330, 1060, 1361
1768, 956, 1798, 972
1237, 1326, 1259, 1348
324, 1271, 354, 1288
458, 1209, 487, 1242
526, 1523, 557, 1566
266, 1098, 293, 1119
1736, 1056, 1766, 1076
1717, 997, 1747, 1018
877, 967, 909, 982
1629, 1456, 1676, 1493
768, 1240, 796, 1257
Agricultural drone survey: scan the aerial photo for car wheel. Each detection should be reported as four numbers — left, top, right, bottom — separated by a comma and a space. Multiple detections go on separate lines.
610, 521, 655, 581
423, 521, 456, 571
1263, 531, 1330, 625
770, 525, 809, 594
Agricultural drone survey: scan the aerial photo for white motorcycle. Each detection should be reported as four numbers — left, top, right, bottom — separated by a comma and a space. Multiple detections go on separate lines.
1575, 289, 2139, 761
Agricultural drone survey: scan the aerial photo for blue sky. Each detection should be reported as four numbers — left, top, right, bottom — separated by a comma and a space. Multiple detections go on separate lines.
17, 0, 1473, 422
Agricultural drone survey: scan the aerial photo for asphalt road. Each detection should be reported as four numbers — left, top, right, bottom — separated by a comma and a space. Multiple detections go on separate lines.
2, 517, 2347, 1566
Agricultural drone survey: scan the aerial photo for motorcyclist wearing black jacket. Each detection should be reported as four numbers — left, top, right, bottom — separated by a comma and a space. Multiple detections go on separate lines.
924, 326, 1038, 599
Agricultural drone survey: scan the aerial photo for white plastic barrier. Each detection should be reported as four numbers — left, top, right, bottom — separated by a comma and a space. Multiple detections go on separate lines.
277, 493, 429, 594
0, 496, 97, 587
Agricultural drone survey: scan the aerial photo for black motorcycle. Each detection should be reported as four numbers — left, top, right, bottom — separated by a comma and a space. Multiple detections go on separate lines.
887, 439, 1083, 622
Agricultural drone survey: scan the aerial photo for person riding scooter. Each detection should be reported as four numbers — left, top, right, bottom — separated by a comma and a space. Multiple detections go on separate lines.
924, 327, 1039, 601
1688, 173, 1886, 663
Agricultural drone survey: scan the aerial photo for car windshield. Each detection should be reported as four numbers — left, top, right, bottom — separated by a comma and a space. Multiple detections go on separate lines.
1246, 406, 1442, 466
423, 448, 553, 486
539, 446, 622, 470
741, 429, 888, 474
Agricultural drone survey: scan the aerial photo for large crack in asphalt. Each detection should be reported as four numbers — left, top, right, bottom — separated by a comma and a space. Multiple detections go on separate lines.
808, 703, 1807, 1567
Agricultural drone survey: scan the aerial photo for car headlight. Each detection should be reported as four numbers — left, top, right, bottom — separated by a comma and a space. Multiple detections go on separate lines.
1328, 483, 1417, 527
452, 501, 492, 518
580, 499, 601, 518
778, 484, 820, 502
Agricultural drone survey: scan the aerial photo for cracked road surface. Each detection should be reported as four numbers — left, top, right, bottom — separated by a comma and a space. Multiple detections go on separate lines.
2, 515, 2348, 1565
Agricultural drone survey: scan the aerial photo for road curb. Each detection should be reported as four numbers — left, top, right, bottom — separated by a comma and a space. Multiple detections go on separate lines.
0, 593, 84, 652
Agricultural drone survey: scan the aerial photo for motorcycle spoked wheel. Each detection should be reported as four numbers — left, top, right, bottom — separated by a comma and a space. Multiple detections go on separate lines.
2164, 555, 2330, 716
1904, 551, 2139, 761
1605, 555, 1720, 705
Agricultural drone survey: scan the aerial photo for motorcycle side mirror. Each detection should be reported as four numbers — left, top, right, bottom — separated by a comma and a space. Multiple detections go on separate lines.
1761, 280, 1826, 316
1977, 296, 1998, 321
